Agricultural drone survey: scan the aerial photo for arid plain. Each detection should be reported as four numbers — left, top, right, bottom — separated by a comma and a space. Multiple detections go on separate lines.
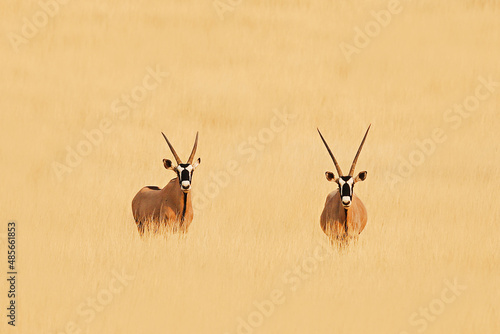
1, 0, 499, 333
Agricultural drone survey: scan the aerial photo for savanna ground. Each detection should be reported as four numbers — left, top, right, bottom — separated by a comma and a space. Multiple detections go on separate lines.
1, 0, 499, 333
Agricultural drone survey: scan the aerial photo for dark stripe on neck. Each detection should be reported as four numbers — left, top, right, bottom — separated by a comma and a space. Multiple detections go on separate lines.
343, 208, 348, 236
181, 192, 188, 224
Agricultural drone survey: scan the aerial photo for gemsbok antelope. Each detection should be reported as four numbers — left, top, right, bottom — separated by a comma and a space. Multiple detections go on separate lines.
132, 132, 200, 235
317, 125, 371, 244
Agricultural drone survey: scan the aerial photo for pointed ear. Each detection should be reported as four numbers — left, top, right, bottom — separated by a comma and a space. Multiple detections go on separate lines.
355, 171, 367, 182
192, 157, 201, 169
325, 171, 336, 182
163, 159, 174, 170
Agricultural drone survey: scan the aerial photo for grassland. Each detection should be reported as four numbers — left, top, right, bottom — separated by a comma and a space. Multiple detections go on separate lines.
1, 0, 499, 333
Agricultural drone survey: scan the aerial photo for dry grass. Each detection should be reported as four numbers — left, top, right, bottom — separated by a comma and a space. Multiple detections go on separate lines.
1, 1, 499, 333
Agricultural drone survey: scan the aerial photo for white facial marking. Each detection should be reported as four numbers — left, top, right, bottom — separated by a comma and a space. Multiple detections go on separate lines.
185, 165, 193, 172
181, 181, 190, 188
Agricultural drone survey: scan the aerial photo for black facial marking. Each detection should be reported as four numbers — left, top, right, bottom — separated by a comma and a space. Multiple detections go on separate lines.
341, 183, 351, 197
180, 169, 190, 181
339, 177, 353, 198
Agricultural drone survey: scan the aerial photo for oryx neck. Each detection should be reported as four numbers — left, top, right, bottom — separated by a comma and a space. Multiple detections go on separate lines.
343, 207, 349, 235
180, 192, 188, 225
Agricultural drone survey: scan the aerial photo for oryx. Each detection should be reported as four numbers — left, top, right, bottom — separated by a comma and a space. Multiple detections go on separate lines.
132, 132, 201, 235
317, 125, 371, 244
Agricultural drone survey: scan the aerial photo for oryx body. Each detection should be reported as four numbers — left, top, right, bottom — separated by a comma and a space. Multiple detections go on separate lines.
320, 190, 367, 238
132, 132, 200, 235
318, 125, 371, 243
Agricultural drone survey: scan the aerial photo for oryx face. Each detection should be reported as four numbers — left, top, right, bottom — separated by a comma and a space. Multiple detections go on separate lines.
325, 171, 367, 209
177, 164, 194, 191
161, 132, 201, 193
163, 158, 201, 193
338, 176, 354, 208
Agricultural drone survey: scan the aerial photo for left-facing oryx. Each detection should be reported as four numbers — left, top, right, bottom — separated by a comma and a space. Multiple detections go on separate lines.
317, 125, 371, 244
132, 132, 200, 235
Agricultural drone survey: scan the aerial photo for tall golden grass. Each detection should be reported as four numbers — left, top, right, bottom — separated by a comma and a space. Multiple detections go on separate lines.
1, 0, 499, 333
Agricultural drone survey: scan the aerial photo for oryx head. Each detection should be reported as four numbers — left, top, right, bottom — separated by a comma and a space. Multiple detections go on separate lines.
161, 132, 201, 193
318, 125, 371, 209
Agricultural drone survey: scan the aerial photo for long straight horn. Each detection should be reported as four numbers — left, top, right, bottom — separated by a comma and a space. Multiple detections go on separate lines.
187, 132, 199, 164
161, 132, 182, 164
317, 128, 343, 176
348, 124, 371, 176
